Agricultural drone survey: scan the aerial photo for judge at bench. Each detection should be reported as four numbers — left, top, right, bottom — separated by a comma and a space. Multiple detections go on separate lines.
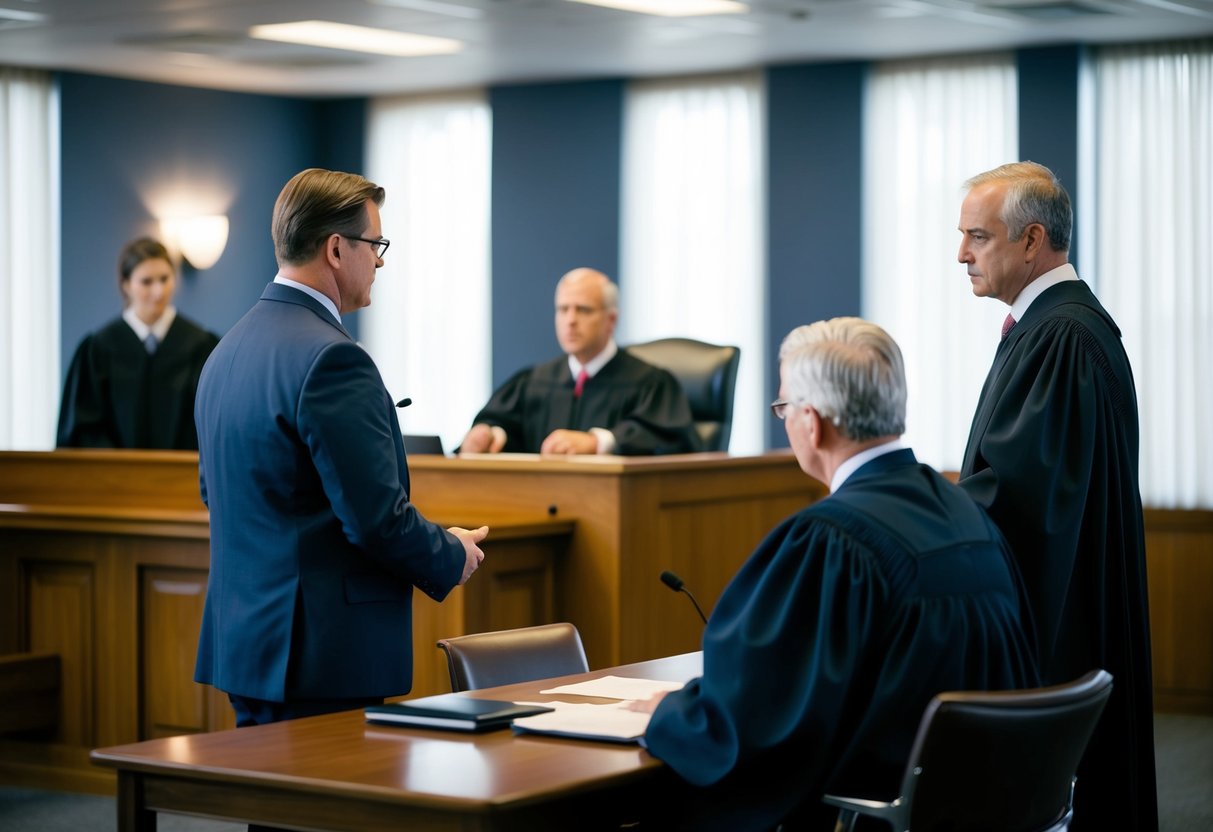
56, 237, 219, 450
633, 317, 1039, 831
459, 267, 699, 455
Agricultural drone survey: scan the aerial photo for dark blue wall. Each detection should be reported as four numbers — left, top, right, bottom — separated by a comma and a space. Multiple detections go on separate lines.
1017, 45, 1082, 270
488, 80, 624, 387
58, 73, 366, 374
765, 62, 865, 447
55, 58, 1083, 447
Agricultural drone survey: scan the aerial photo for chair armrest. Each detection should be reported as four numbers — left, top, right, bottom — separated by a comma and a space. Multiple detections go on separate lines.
821, 793, 905, 832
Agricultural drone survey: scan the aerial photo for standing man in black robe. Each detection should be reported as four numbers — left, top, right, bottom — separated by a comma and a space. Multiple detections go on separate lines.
458, 267, 699, 456
57, 237, 219, 450
633, 317, 1038, 830
956, 161, 1157, 831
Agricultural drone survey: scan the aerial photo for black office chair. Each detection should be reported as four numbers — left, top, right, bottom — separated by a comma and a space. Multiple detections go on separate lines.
436, 623, 590, 692
626, 337, 741, 452
823, 669, 1113, 832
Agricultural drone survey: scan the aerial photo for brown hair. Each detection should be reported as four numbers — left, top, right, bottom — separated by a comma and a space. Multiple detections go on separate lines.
117, 237, 173, 300
272, 168, 385, 266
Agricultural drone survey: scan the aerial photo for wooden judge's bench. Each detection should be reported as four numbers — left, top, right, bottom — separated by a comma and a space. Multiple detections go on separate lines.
0, 449, 822, 791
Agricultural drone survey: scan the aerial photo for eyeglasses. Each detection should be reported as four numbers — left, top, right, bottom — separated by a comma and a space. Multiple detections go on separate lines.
344, 235, 390, 258
770, 399, 790, 420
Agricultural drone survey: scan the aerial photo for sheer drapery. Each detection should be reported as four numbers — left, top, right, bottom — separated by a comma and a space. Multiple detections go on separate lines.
620, 73, 764, 455
1092, 40, 1213, 508
363, 92, 491, 453
0, 68, 58, 450
862, 54, 1017, 472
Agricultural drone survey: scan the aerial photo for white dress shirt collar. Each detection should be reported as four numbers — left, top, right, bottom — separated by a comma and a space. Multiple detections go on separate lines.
123, 306, 177, 344
1010, 262, 1078, 323
830, 438, 905, 493
568, 339, 618, 379
274, 274, 341, 323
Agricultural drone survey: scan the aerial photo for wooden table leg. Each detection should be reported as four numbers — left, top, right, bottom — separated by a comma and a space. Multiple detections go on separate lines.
116, 770, 157, 832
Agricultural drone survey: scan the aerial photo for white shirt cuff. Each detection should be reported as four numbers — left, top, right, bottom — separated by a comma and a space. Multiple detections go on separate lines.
590, 427, 616, 454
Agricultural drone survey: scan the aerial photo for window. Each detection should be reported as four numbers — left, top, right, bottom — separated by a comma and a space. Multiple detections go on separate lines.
363, 92, 492, 451
620, 73, 765, 454
862, 54, 1017, 471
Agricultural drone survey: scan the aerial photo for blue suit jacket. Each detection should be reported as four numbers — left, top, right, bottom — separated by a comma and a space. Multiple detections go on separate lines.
193, 282, 465, 701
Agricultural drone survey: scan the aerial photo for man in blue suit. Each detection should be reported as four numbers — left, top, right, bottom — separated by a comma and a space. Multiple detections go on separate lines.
194, 168, 488, 728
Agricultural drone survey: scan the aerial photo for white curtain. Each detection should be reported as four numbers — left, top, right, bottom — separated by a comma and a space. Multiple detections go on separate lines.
620, 73, 764, 455
1092, 41, 1213, 508
363, 92, 491, 453
0, 68, 58, 450
862, 54, 1017, 472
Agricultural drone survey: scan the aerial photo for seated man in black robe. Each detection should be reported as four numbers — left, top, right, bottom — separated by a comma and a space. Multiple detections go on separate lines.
632, 317, 1040, 831
459, 267, 698, 455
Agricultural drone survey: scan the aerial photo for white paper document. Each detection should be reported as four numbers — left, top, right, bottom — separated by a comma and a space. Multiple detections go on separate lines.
512, 700, 653, 743
538, 675, 686, 700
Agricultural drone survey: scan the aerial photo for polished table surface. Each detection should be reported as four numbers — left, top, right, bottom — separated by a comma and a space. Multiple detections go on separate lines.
90, 652, 703, 831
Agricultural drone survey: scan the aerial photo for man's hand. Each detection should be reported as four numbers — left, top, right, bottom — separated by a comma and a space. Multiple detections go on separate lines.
459, 424, 506, 454
540, 429, 597, 455
625, 690, 670, 714
449, 525, 488, 585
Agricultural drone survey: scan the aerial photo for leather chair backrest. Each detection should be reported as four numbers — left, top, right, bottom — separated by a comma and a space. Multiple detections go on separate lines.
436, 623, 589, 692
626, 338, 741, 452
825, 669, 1112, 832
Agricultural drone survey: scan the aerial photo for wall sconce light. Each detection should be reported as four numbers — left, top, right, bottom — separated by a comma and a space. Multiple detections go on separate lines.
161, 215, 229, 270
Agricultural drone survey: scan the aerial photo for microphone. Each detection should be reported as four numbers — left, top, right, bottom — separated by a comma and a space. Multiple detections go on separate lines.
660, 570, 707, 625
395, 397, 413, 408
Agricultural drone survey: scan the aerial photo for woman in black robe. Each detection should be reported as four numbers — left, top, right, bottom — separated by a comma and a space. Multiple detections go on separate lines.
56, 237, 219, 450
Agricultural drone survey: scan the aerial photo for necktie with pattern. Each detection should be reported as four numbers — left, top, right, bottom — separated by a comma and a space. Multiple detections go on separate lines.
573, 368, 589, 398
1001, 313, 1016, 341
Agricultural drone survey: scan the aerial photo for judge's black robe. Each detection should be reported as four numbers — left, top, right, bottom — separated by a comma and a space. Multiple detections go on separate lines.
57, 315, 219, 450
643, 449, 1038, 831
469, 349, 699, 454
960, 279, 1157, 832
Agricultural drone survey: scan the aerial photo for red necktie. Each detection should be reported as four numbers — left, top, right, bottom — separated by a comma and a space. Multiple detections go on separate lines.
1001, 313, 1016, 341
573, 368, 589, 398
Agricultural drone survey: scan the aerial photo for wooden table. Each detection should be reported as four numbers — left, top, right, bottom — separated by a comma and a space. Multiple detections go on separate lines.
90, 652, 703, 831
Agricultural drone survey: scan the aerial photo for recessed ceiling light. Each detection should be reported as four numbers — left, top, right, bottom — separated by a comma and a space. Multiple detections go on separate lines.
371, 0, 485, 19
248, 20, 461, 57
565, 0, 748, 17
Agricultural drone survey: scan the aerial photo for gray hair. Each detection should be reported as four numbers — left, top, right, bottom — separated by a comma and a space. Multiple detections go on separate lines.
779, 317, 906, 441
964, 161, 1071, 252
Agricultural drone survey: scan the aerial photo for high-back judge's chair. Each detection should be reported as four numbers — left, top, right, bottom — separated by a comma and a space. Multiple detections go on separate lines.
626, 337, 741, 452
823, 669, 1113, 832
436, 623, 589, 693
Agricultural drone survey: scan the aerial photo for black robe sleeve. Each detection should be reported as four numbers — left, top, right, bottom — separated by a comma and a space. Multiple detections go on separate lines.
57, 332, 122, 448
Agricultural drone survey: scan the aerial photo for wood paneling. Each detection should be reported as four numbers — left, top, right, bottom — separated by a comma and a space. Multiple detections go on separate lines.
0, 451, 572, 792
406, 451, 824, 669
5, 449, 1208, 800
1145, 508, 1213, 713
0, 653, 60, 735
141, 568, 210, 739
